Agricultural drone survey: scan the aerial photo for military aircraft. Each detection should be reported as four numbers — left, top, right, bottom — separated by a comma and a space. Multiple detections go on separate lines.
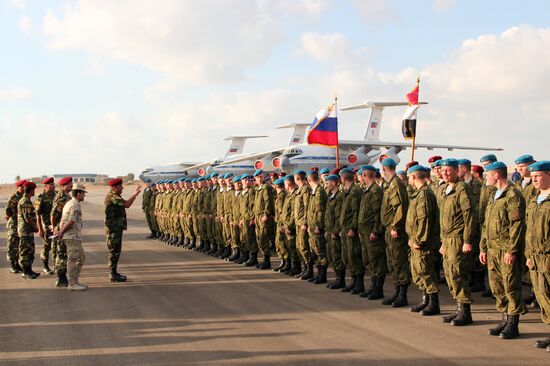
213, 101, 502, 173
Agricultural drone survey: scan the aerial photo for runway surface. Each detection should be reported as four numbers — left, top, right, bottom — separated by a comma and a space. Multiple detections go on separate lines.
0, 189, 548, 365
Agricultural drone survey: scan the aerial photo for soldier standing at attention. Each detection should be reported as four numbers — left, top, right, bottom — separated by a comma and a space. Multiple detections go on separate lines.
406, 165, 440, 316
282, 176, 301, 276
18, 181, 40, 279
480, 161, 526, 339
440, 158, 477, 326
273, 178, 288, 272
50, 177, 73, 287
380, 158, 410, 307
35, 177, 56, 275
142, 178, 155, 239
5, 179, 26, 274
238, 174, 255, 265
324, 174, 344, 289
306, 170, 328, 284
294, 170, 312, 280
524, 161, 550, 352
104, 178, 141, 282
479, 154, 498, 298
253, 170, 276, 270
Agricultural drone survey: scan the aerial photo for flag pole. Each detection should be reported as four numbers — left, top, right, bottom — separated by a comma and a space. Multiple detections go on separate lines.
410, 76, 420, 162
335, 93, 340, 169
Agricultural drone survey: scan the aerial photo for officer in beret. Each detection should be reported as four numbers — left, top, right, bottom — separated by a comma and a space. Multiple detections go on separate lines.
50, 177, 73, 287
104, 178, 141, 282
524, 161, 550, 352
5, 179, 27, 274
380, 158, 411, 307
480, 161, 526, 339
17, 182, 40, 279
35, 177, 57, 275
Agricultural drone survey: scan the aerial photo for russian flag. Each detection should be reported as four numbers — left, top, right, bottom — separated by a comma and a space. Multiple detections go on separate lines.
307, 103, 338, 147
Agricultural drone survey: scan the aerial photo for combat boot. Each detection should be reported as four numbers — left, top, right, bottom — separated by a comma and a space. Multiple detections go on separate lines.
110, 269, 127, 282
410, 292, 429, 312
229, 248, 240, 262
342, 275, 357, 293
274, 259, 286, 272
295, 262, 307, 278
9, 259, 21, 274
499, 314, 520, 339
309, 265, 320, 283
451, 303, 473, 326
55, 274, 68, 287
281, 259, 292, 274
442, 303, 459, 323
328, 269, 346, 290
360, 277, 376, 297
288, 260, 302, 276
215, 246, 225, 258
221, 246, 231, 259
314, 265, 327, 284
300, 262, 314, 280
420, 293, 440, 316
535, 337, 550, 349
245, 252, 258, 267
258, 256, 271, 270
208, 243, 217, 255
351, 274, 365, 295
382, 284, 400, 305
146, 232, 154, 239
21, 266, 40, 279
237, 251, 249, 264
392, 284, 409, 307
488, 314, 509, 336
368, 275, 385, 300
41, 259, 54, 275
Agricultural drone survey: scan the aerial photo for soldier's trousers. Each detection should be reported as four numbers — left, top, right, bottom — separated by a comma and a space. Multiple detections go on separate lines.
40, 228, 53, 263
326, 234, 344, 272
255, 221, 274, 257
66, 239, 85, 286
487, 248, 526, 315
442, 236, 472, 303
283, 232, 300, 262
215, 221, 223, 246
106, 229, 123, 270
145, 211, 154, 232
149, 210, 158, 232
222, 221, 232, 247
18, 236, 35, 268
231, 224, 241, 249
296, 230, 311, 263
359, 229, 387, 278
384, 228, 411, 285
275, 225, 288, 259
410, 244, 439, 294
308, 231, 327, 266
341, 232, 364, 276
241, 223, 257, 253
6, 232, 19, 262
529, 254, 550, 324
54, 237, 67, 276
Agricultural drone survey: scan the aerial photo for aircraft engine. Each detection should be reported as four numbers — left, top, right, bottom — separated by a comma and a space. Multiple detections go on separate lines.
346, 151, 371, 166
378, 146, 402, 165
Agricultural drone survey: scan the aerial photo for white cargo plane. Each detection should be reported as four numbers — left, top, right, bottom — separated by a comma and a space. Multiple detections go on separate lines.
214, 101, 502, 172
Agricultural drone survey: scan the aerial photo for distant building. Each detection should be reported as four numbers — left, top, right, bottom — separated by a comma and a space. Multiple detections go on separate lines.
52, 174, 109, 183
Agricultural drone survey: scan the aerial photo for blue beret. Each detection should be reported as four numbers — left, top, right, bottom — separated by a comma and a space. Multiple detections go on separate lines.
442, 158, 459, 167
480, 154, 497, 163
433, 159, 443, 167
360, 165, 376, 172
224, 173, 234, 179
306, 170, 319, 176
145, 178, 152, 183
178, 178, 185, 183
231, 176, 241, 183
198, 177, 206, 182
408, 165, 426, 174
253, 169, 264, 177
381, 158, 397, 167
485, 161, 507, 171
319, 168, 330, 174
283, 175, 294, 182
293, 170, 306, 176
397, 170, 406, 175
151, 182, 156, 186
273, 178, 285, 186
528, 160, 550, 172
325, 174, 339, 182
515, 154, 534, 165
240, 174, 251, 180
191, 179, 196, 183
211, 172, 219, 177
458, 159, 471, 166
339, 168, 354, 175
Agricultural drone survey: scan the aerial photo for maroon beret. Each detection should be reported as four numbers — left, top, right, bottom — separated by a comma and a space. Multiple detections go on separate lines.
269, 172, 278, 179
109, 178, 123, 187
428, 155, 443, 164
471, 165, 484, 174
15, 179, 27, 187
405, 161, 419, 170
23, 181, 36, 190
330, 168, 342, 175
58, 177, 73, 186
42, 177, 54, 185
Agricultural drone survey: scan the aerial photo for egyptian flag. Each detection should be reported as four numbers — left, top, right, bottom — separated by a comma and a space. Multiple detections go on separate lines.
307, 103, 338, 147
402, 82, 420, 140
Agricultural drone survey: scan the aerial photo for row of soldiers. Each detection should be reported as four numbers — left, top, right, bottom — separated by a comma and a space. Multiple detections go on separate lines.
141, 153, 549, 352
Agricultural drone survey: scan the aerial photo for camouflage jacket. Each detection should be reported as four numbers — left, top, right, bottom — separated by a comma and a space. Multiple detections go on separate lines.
381, 175, 409, 231
294, 185, 310, 227
142, 187, 153, 212
5, 191, 22, 234
51, 191, 71, 229
325, 189, 343, 235
406, 184, 439, 246
525, 192, 549, 271
253, 183, 275, 219
104, 190, 127, 232
35, 190, 56, 227
339, 183, 362, 232
479, 179, 497, 225
240, 187, 256, 222
306, 185, 327, 231
274, 190, 287, 225
17, 195, 37, 237
358, 183, 384, 234
439, 181, 476, 243
515, 178, 538, 204
281, 188, 297, 233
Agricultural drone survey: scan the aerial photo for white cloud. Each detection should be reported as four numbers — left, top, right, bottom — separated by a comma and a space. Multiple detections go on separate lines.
0, 86, 32, 101
354, 0, 399, 24
432, 0, 457, 13
18, 16, 32, 35
273, 0, 329, 18
10, 0, 26, 9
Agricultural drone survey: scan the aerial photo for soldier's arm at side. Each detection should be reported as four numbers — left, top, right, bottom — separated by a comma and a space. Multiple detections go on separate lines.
504, 193, 525, 256
413, 192, 430, 245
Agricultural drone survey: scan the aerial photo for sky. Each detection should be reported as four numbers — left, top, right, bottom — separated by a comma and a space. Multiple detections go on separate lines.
0, 0, 549, 183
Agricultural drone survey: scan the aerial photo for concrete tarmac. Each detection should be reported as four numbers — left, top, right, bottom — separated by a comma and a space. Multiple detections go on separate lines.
0, 189, 548, 365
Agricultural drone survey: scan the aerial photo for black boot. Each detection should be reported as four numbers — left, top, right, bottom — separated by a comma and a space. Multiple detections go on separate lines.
309, 265, 320, 283
382, 284, 400, 305
146, 232, 154, 239
42, 259, 54, 275
420, 293, 441, 316
443, 303, 459, 323
368, 275, 385, 300
342, 275, 357, 293
300, 262, 314, 280
360, 277, 376, 297
535, 337, 550, 349
410, 292, 429, 312
110, 268, 127, 282
392, 284, 409, 307
55, 273, 68, 287
245, 252, 258, 267
296, 262, 307, 278
351, 274, 365, 295
228, 248, 239, 261
329, 269, 346, 289
9, 259, 21, 274
451, 303, 473, 326
21, 265, 40, 279
221, 246, 231, 259
215, 245, 225, 257
281, 259, 292, 274
237, 251, 249, 264
274, 259, 286, 272
488, 314, 509, 336
288, 260, 302, 276
499, 314, 520, 339
208, 244, 218, 255
258, 256, 271, 270
314, 265, 328, 284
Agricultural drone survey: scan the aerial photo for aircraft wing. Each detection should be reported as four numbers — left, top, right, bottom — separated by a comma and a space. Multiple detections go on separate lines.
214, 147, 288, 166
182, 160, 224, 172
338, 140, 503, 152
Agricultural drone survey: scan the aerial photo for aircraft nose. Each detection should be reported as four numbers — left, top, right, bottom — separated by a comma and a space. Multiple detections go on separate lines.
138, 173, 146, 182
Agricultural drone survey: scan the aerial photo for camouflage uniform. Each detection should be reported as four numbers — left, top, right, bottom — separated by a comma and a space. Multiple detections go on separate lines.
142, 187, 154, 234
294, 185, 311, 264
35, 190, 55, 267
104, 190, 128, 271
325, 188, 343, 271
306, 185, 328, 266
274, 189, 288, 260
51, 191, 71, 276
231, 188, 242, 250
240, 186, 257, 253
253, 183, 276, 257
5, 191, 22, 264
358, 183, 386, 278
281, 188, 299, 263
339, 183, 363, 276
17, 194, 37, 268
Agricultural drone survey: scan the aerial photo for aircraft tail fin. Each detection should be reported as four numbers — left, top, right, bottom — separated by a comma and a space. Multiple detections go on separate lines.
223, 135, 267, 157
276, 123, 311, 146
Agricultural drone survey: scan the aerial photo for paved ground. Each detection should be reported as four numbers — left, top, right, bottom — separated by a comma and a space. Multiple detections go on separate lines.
0, 190, 548, 366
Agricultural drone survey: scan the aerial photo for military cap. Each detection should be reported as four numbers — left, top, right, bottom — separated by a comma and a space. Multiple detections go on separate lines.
42, 177, 54, 184
108, 178, 123, 187
528, 160, 550, 172
428, 155, 443, 164
15, 179, 27, 187
279, 172, 287, 178
240, 174, 251, 180
397, 170, 406, 175
224, 173, 234, 179
58, 177, 73, 186
360, 165, 376, 173
211, 172, 219, 177
73, 183, 87, 192
178, 178, 186, 182
515, 154, 535, 165
320, 167, 330, 174
284, 175, 295, 182
485, 161, 507, 171
231, 176, 241, 183
433, 159, 443, 167
190, 178, 196, 183
458, 159, 471, 166
441, 158, 459, 167
339, 167, 354, 175
253, 169, 264, 177
269, 172, 278, 179
331, 167, 342, 175
293, 169, 306, 176
471, 165, 484, 174
151, 182, 156, 186
273, 178, 285, 186
23, 181, 36, 190
405, 161, 419, 170
408, 165, 426, 174
381, 158, 397, 167
145, 178, 152, 183
325, 174, 339, 182
480, 154, 497, 163
306, 170, 318, 176
204, 174, 211, 180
